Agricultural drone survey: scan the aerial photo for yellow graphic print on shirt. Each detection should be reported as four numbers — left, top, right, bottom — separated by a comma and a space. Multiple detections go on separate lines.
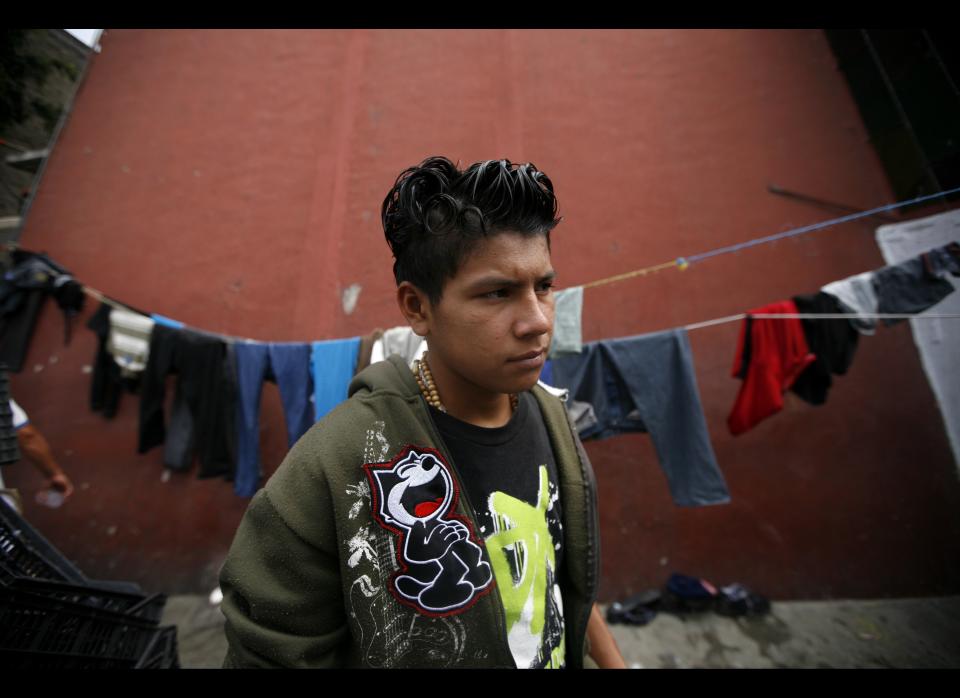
485, 465, 566, 669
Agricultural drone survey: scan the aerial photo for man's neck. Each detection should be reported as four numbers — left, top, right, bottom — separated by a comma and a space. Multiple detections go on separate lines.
423, 353, 513, 428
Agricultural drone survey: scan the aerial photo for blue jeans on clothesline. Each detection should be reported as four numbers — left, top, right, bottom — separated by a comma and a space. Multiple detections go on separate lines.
550, 328, 730, 507
233, 342, 314, 498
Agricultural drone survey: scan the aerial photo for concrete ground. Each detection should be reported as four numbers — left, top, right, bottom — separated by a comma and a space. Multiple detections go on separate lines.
161, 595, 960, 669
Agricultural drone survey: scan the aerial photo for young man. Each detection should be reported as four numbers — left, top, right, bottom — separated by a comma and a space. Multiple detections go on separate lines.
219, 156, 625, 669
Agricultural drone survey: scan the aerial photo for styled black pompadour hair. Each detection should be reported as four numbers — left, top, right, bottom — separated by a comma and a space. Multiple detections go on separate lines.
381, 156, 561, 304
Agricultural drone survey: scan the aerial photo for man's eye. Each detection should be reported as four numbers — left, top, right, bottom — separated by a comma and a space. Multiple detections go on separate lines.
484, 289, 509, 299
537, 282, 554, 294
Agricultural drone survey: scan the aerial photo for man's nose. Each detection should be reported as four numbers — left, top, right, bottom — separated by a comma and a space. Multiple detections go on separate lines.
514, 289, 552, 338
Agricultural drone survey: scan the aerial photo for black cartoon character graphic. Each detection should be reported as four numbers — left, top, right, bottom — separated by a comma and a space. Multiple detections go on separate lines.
364, 446, 493, 616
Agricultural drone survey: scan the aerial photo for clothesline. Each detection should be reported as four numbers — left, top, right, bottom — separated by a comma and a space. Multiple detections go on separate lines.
28, 197, 960, 347
83, 279, 960, 344
82, 285, 261, 345
581, 260, 683, 290
580, 188, 960, 291
682, 312, 960, 332
82, 286, 126, 312
14, 240, 956, 502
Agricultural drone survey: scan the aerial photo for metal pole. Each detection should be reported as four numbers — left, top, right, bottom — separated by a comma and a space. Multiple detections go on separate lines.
766, 184, 900, 223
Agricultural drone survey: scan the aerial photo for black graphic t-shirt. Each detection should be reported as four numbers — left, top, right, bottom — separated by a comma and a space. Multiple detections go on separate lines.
429, 391, 567, 669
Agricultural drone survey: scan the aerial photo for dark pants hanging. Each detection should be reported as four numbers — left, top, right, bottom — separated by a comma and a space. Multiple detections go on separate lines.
138, 325, 237, 479
87, 302, 142, 418
0, 289, 46, 373
232, 342, 314, 498
789, 292, 860, 405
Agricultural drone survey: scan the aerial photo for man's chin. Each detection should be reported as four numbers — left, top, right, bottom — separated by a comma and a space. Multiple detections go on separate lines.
505, 373, 542, 395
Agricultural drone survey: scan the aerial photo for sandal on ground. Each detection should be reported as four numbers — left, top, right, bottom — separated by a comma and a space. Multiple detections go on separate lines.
715, 583, 771, 617
606, 588, 661, 626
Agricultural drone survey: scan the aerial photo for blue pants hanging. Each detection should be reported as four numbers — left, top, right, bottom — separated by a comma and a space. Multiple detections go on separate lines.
550, 328, 730, 507
233, 342, 314, 497
311, 338, 361, 422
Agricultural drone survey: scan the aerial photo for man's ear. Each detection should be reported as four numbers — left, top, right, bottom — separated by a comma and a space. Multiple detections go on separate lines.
396, 281, 431, 337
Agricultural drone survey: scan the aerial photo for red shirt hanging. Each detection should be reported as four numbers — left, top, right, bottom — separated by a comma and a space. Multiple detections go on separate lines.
728, 300, 817, 435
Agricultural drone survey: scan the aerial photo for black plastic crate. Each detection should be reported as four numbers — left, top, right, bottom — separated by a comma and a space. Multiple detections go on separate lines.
0, 497, 86, 583
134, 626, 180, 669
0, 562, 166, 622
83, 578, 146, 596
0, 585, 167, 668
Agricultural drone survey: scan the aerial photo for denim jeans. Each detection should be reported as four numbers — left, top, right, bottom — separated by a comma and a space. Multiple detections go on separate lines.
233, 342, 314, 497
550, 328, 730, 507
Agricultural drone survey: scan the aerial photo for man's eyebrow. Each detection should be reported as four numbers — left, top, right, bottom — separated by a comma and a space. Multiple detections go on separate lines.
467, 271, 557, 290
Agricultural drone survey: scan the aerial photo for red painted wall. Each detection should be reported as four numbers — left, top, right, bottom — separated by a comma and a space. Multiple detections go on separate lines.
9, 29, 959, 599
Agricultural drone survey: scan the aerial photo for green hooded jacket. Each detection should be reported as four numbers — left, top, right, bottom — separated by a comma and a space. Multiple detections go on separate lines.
220, 353, 600, 668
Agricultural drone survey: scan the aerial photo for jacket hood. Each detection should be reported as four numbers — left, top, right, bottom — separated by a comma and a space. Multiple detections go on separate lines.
348, 354, 420, 400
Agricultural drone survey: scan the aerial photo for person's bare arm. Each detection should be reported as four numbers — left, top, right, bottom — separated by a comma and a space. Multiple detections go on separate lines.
587, 602, 627, 668
17, 424, 74, 498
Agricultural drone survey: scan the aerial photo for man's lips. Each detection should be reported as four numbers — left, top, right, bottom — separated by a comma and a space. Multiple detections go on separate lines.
508, 349, 545, 362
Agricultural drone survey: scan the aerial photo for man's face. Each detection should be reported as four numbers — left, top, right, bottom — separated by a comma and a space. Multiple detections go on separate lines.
423, 231, 556, 397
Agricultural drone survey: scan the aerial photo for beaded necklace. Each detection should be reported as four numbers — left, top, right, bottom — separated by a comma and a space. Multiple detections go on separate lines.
413, 355, 518, 415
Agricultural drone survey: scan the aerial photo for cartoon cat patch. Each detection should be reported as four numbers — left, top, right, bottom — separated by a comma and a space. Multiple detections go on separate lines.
363, 445, 494, 616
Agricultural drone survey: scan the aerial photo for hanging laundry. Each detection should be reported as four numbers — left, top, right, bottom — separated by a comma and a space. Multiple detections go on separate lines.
536, 376, 598, 434
0, 287, 45, 373
138, 325, 237, 480
728, 300, 816, 436
312, 338, 361, 422
377, 326, 426, 367
353, 328, 384, 375
107, 307, 155, 378
540, 358, 554, 386
821, 271, 879, 335
566, 398, 599, 435
943, 241, 960, 266
151, 313, 185, 330
789, 292, 860, 406
51, 275, 85, 346
877, 218, 960, 472
162, 339, 238, 482
873, 241, 960, 326
551, 329, 730, 507
923, 242, 960, 274
0, 250, 87, 363
232, 342, 314, 498
548, 286, 583, 357
0, 250, 65, 373
87, 303, 140, 418
370, 337, 383, 364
